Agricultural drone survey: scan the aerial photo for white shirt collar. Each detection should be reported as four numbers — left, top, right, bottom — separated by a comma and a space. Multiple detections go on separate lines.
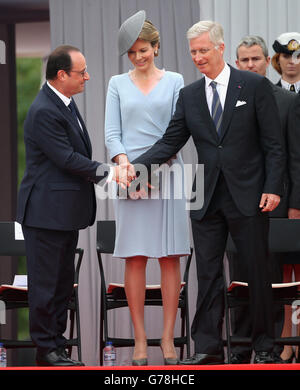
47, 81, 72, 106
205, 62, 231, 88
280, 78, 300, 93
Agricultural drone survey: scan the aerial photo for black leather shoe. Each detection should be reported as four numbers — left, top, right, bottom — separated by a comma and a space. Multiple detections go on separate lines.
253, 352, 276, 364
179, 353, 224, 365
36, 350, 84, 367
58, 347, 85, 366
272, 353, 284, 364
230, 353, 251, 364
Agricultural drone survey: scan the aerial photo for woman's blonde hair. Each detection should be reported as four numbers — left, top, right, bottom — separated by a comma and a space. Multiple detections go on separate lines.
138, 20, 160, 56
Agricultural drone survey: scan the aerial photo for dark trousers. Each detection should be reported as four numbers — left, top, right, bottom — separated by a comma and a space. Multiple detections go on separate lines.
227, 251, 284, 358
22, 225, 79, 356
190, 173, 274, 354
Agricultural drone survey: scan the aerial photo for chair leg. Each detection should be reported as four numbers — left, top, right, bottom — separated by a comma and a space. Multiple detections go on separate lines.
66, 289, 82, 361
68, 309, 74, 358
223, 273, 231, 364
180, 307, 185, 360
75, 293, 82, 362
184, 292, 191, 359
224, 308, 231, 363
100, 312, 104, 365
100, 293, 106, 365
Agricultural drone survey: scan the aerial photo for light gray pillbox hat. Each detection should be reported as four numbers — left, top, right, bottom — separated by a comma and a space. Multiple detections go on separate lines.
118, 10, 146, 56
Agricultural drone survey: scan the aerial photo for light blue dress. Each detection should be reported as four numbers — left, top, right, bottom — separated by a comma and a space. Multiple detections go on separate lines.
105, 70, 190, 258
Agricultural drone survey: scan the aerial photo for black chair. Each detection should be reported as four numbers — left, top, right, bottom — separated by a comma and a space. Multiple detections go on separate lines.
0, 221, 83, 361
96, 220, 193, 365
224, 218, 300, 363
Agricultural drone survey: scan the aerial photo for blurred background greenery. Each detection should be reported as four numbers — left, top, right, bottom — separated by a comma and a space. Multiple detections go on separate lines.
16, 56, 42, 340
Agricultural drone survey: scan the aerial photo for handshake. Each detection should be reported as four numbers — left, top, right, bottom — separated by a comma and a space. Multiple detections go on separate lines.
112, 161, 136, 189
109, 154, 157, 199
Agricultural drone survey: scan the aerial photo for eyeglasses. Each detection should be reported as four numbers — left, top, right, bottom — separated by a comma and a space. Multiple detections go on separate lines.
68, 68, 88, 77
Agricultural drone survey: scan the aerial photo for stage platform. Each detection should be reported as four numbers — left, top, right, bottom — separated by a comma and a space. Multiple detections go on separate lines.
1, 363, 300, 370
1, 362, 300, 385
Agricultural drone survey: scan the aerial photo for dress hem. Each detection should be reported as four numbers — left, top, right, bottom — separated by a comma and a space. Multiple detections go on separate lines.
112, 251, 191, 259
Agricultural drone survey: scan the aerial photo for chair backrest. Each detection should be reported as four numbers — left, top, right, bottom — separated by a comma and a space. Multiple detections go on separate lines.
226, 218, 300, 253
0, 222, 26, 256
0, 221, 83, 283
96, 221, 116, 254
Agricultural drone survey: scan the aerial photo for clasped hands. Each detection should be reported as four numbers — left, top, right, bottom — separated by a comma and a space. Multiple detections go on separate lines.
113, 162, 136, 189
112, 162, 154, 199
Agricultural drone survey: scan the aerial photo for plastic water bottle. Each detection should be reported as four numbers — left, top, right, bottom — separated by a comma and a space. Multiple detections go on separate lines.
103, 341, 116, 366
0, 343, 7, 367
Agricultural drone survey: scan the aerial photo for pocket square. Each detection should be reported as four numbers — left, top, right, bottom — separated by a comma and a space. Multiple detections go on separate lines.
235, 100, 247, 107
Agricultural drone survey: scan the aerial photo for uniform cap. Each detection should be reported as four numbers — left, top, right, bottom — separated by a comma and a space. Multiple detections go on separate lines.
273, 32, 300, 54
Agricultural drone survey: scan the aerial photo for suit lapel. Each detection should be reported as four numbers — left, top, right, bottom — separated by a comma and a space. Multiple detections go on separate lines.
71, 100, 93, 157
196, 78, 220, 141
43, 84, 92, 157
219, 67, 244, 141
196, 69, 244, 142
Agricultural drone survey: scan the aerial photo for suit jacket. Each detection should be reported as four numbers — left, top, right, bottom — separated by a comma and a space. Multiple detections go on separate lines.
270, 85, 300, 216
17, 83, 109, 231
133, 65, 285, 220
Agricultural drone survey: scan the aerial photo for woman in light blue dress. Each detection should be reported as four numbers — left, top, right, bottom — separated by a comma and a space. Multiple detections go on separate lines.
105, 11, 190, 366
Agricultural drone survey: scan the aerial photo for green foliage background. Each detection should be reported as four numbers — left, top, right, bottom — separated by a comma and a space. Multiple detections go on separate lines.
16, 56, 42, 340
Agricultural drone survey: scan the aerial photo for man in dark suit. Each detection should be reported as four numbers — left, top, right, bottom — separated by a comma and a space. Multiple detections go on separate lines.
226, 35, 300, 364
132, 21, 285, 364
16, 45, 129, 366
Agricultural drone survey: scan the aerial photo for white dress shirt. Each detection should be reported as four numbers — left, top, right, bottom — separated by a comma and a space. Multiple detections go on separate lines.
280, 78, 300, 93
205, 63, 231, 115
47, 81, 83, 131
47, 81, 71, 106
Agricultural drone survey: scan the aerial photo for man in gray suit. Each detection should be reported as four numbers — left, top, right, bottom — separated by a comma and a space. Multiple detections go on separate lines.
227, 35, 300, 364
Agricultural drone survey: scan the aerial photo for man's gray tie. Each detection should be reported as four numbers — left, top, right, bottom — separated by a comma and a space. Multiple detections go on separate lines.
210, 81, 223, 135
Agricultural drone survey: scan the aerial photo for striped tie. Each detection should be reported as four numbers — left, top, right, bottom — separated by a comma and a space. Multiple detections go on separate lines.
210, 81, 223, 135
